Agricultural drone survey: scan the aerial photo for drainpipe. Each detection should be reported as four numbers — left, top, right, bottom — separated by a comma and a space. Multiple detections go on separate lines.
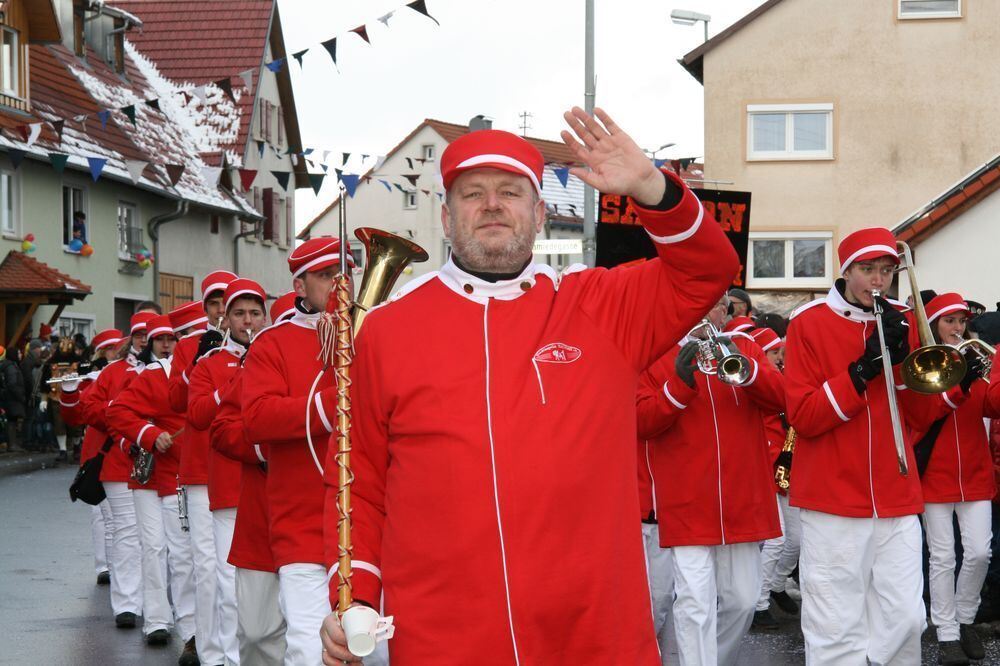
148, 200, 188, 302
233, 218, 260, 275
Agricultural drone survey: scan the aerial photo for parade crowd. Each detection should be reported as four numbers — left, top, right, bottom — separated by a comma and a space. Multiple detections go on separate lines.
32, 109, 1000, 666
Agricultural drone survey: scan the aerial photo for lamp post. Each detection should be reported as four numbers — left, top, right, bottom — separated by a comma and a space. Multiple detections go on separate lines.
644, 142, 677, 162
670, 9, 711, 42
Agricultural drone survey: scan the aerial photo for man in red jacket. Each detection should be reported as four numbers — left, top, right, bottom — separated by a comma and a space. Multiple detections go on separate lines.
636, 294, 784, 665
242, 241, 355, 665
188, 278, 267, 664
319, 107, 740, 665
784, 227, 926, 664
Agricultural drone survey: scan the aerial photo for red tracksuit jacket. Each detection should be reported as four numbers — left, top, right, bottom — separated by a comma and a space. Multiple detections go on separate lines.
188, 342, 243, 511
212, 371, 275, 573
324, 173, 739, 665
59, 375, 102, 463
75, 358, 138, 483
785, 286, 928, 518
169, 330, 210, 486
636, 334, 785, 547
638, 440, 656, 522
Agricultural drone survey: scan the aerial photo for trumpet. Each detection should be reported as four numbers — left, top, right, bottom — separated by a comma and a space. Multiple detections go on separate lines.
689, 318, 754, 386
951, 334, 994, 382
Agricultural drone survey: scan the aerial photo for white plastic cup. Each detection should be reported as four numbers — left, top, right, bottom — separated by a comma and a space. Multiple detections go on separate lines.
341, 606, 393, 657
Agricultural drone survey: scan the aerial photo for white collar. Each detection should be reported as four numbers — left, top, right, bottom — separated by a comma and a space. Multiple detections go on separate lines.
825, 284, 875, 322
222, 338, 247, 357
289, 308, 320, 330
438, 258, 558, 303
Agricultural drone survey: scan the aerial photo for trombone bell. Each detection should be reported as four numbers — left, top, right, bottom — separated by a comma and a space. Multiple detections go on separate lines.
902, 346, 966, 394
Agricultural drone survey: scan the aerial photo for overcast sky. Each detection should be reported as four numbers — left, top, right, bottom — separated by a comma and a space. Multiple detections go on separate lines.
278, 0, 768, 229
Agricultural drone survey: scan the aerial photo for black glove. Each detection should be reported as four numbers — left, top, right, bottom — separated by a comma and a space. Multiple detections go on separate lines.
674, 340, 700, 389
194, 329, 224, 362
774, 450, 793, 474
878, 299, 910, 366
960, 352, 985, 393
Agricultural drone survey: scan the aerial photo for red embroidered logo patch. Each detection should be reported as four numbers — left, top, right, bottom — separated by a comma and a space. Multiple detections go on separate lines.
533, 343, 582, 364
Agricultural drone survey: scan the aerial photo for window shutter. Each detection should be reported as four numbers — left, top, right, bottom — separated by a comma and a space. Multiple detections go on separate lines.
277, 106, 284, 145
286, 196, 294, 244
265, 100, 273, 143
262, 188, 275, 241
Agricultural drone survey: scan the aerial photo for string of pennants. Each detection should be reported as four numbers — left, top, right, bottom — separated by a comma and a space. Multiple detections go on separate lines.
1, 0, 440, 192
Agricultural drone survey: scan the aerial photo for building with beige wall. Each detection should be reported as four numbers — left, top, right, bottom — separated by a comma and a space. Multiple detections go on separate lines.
682, 0, 1000, 313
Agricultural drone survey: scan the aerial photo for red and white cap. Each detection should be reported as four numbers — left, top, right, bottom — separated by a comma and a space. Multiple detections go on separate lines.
169, 301, 208, 334
838, 227, 899, 274
440, 129, 544, 194
130, 311, 156, 335
224, 278, 267, 311
146, 315, 176, 340
925, 292, 969, 324
201, 270, 238, 301
288, 237, 354, 278
723, 316, 755, 333
269, 291, 297, 324
749, 327, 784, 352
92, 328, 123, 351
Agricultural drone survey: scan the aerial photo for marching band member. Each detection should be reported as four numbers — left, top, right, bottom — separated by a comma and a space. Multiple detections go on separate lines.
319, 107, 739, 664
168, 273, 236, 666
188, 278, 268, 665
212, 291, 296, 665
107, 316, 197, 659
784, 227, 926, 664
636, 295, 784, 666
722, 315, 755, 334
241, 241, 354, 665
913, 293, 999, 664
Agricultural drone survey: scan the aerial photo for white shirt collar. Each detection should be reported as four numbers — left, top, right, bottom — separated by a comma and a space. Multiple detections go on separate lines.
222, 337, 247, 357
437, 258, 558, 303
290, 308, 320, 330
825, 284, 875, 322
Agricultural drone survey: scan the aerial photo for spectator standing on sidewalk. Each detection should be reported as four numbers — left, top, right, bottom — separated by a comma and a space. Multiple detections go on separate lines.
20, 339, 50, 451
0, 345, 26, 452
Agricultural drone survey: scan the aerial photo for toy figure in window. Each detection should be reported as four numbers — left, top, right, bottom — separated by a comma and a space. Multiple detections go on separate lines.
72, 211, 87, 244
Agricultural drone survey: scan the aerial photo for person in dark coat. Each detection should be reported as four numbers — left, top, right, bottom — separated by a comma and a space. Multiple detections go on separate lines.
0, 345, 26, 451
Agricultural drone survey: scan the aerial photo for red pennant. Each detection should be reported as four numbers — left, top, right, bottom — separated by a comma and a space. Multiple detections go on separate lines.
351, 25, 371, 44
164, 163, 185, 187
15, 125, 29, 142
238, 168, 257, 191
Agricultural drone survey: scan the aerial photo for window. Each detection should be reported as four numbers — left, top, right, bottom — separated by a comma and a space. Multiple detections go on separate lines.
2, 27, 18, 96
277, 106, 284, 146
747, 104, 833, 160
210, 214, 220, 235
899, 0, 961, 18
422, 144, 436, 161
56, 314, 95, 342
747, 231, 833, 289
62, 185, 87, 248
105, 19, 125, 73
118, 201, 142, 260
1, 169, 18, 237
442, 238, 452, 262
403, 191, 417, 210
259, 99, 273, 143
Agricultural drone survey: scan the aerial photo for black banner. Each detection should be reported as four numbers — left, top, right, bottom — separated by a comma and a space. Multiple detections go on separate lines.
596, 189, 751, 287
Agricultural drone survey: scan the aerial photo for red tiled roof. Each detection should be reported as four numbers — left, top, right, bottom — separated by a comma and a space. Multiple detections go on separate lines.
115, 0, 274, 154
0, 251, 92, 298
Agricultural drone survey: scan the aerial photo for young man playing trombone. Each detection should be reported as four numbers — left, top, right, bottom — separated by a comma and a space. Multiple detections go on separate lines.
784, 228, 927, 664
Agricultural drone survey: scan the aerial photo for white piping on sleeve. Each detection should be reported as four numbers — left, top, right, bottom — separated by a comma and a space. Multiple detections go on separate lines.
213, 389, 221, 405
254, 445, 266, 463
645, 199, 704, 245
662, 382, 687, 410
136, 423, 155, 446
743, 359, 759, 387
531, 358, 546, 405
823, 381, 850, 422
943, 392, 959, 410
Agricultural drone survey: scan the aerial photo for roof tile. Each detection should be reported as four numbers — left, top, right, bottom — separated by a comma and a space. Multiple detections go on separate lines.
0, 250, 92, 296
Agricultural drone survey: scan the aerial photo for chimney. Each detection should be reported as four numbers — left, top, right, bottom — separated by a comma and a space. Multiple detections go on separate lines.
469, 115, 492, 131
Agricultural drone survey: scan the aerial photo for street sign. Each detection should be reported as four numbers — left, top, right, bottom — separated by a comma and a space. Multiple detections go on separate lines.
532, 238, 583, 255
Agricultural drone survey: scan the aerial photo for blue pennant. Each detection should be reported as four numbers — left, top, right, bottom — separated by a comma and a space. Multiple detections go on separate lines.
653, 158, 666, 169
265, 58, 286, 73
553, 167, 570, 188
87, 156, 108, 181
341, 174, 360, 198
378, 179, 392, 192
97, 110, 111, 130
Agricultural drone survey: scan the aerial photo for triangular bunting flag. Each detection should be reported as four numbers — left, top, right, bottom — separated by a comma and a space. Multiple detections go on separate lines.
271, 171, 290, 191
8, 149, 26, 169
239, 68, 255, 92
73, 114, 87, 123
180, 91, 193, 105
407, 0, 441, 25
321, 150, 331, 164
378, 11, 395, 26
320, 37, 337, 69
653, 158, 666, 169
15, 125, 28, 142
51, 119, 64, 143
292, 49, 309, 68
302, 148, 314, 156
193, 85, 208, 102
257, 140, 265, 158
48, 153, 69, 174
436, 192, 444, 201
121, 104, 136, 126
363, 176, 372, 184
334, 168, 343, 182
125, 159, 147, 184
308, 173, 325, 195
165, 164, 185, 187
374, 155, 387, 170
215, 77, 235, 103
27, 123, 42, 146
679, 157, 694, 171
265, 58, 286, 73
320, 163, 329, 173
145, 98, 161, 113
98, 110, 112, 130
341, 174, 360, 197
404, 174, 420, 187
421, 189, 431, 196
87, 156, 108, 182
351, 25, 371, 44
201, 166, 222, 188
553, 167, 570, 188
405, 157, 414, 170
238, 168, 257, 191
393, 183, 406, 193
378, 179, 392, 192
361, 153, 369, 161
342, 152, 351, 165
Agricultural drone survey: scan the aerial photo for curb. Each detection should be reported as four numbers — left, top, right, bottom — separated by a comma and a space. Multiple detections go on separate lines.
0, 452, 62, 478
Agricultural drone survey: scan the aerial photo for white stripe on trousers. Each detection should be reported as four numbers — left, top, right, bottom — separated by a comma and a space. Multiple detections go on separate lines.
277, 563, 332, 666
103, 482, 142, 616
213, 507, 240, 664
186, 485, 225, 664
162, 493, 197, 641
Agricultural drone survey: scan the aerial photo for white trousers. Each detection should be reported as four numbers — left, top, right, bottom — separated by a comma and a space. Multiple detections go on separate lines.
924, 500, 993, 642
799, 510, 925, 665
642, 523, 678, 665
133, 488, 172, 634
186, 485, 225, 664
237, 568, 287, 666
671, 542, 760, 666
104, 482, 142, 616
214, 507, 240, 664
162, 493, 197, 641
757, 493, 802, 609
278, 563, 332, 666
90, 500, 113, 574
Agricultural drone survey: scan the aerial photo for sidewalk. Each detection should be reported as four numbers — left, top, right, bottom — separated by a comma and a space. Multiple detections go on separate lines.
0, 450, 61, 478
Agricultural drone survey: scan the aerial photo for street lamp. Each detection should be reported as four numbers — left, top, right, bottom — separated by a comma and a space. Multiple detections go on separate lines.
644, 142, 676, 161
671, 9, 711, 43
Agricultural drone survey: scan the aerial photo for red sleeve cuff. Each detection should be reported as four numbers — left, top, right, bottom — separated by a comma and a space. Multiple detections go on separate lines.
629, 170, 704, 243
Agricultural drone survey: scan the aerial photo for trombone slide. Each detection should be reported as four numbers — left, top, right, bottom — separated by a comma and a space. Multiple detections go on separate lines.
872, 290, 908, 476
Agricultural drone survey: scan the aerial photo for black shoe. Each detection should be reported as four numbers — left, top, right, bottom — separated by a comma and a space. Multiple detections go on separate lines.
770, 589, 799, 615
96, 571, 110, 585
114, 612, 137, 629
178, 636, 199, 665
939, 640, 970, 665
751, 609, 779, 631
960, 624, 985, 660
146, 629, 171, 646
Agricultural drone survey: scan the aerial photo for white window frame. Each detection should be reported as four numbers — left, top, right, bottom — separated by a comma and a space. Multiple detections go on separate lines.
898, 0, 961, 19
747, 103, 834, 161
0, 167, 20, 238
403, 191, 417, 210
62, 181, 89, 251
1, 27, 19, 97
746, 231, 834, 289
117, 200, 140, 261
421, 144, 436, 162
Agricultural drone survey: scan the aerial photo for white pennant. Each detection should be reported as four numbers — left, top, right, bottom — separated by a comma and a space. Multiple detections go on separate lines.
374, 155, 387, 170
239, 69, 254, 92
193, 85, 208, 102
378, 10, 395, 26
201, 165, 222, 187
291, 154, 299, 166
125, 159, 148, 184
26, 123, 42, 146
322, 150, 331, 165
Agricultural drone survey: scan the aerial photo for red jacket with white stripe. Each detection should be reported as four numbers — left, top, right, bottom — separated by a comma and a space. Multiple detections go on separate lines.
323, 173, 739, 665
169, 331, 210, 485
211, 371, 275, 573
59, 375, 103, 464
188, 342, 243, 510
107, 359, 184, 497
636, 334, 784, 547
917, 380, 1000, 503
241, 311, 340, 568
637, 440, 656, 522
784, 285, 928, 518
76, 358, 137, 483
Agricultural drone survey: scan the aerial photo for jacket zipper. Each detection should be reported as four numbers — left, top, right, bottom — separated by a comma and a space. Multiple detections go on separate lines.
705, 378, 726, 544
